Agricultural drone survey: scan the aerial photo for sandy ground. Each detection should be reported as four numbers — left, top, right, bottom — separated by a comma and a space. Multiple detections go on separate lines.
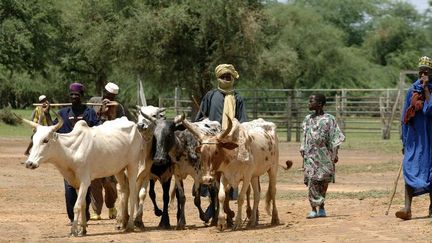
0, 138, 431, 243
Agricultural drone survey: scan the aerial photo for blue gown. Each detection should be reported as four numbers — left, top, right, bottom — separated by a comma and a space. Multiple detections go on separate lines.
401, 79, 432, 196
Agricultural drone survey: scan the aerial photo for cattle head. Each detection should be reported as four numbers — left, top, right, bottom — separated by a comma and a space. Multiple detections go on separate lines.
136, 105, 166, 131
176, 114, 239, 184
140, 110, 185, 167
19, 113, 64, 169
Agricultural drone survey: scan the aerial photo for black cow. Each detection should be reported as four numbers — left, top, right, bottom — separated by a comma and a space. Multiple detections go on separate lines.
140, 112, 220, 229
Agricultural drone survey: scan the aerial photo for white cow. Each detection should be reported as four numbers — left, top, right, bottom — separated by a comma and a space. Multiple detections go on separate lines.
21, 114, 144, 236
179, 115, 280, 231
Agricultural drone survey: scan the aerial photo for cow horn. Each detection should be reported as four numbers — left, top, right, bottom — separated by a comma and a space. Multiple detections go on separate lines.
140, 110, 157, 123
217, 115, 233, 140
173, 112, 185, 124
53, 112, 63, 132
14, 113, 39, 129
180, 113, 204, 141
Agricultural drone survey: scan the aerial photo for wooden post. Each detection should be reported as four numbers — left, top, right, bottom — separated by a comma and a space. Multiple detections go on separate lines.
295, 90, 302, 142
335, 94, 342, 130
340, 89, 347, 131
253, 89, 258, 119
379, 96, 389, 139
175, 87, 181, 115
286, 95, 292, 142
383, 70, 416, 139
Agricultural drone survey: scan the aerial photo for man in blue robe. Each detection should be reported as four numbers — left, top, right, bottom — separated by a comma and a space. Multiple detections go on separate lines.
396, 56, 432, 220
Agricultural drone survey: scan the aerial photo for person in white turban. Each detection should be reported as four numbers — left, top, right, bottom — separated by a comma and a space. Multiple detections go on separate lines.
87, 82, 125, 220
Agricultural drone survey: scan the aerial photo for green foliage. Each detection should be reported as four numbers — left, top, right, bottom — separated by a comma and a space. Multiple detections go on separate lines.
0, 106, 20, 125
0, 0, 432, 108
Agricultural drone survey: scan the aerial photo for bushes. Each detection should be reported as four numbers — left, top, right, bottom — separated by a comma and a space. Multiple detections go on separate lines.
0, 106, 21, 125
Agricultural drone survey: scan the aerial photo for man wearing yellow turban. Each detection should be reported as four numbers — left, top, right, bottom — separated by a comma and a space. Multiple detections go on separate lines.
196, 64, 247, 128
195, 64, 247, 207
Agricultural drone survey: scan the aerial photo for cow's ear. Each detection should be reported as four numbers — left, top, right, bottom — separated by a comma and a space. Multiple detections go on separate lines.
195, 145, 202, 153
221, 142, 238, 150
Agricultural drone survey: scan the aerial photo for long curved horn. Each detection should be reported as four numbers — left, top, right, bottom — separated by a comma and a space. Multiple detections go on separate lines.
179, 112, 204, 142
15, 113, 39, 129
53, 112, 63, 132
173, 112, 185, 124
217, 115, 233, 140
140, 110, 157, 123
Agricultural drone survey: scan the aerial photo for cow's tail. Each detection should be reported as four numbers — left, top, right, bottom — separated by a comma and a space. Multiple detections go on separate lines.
266, 186, 272, 215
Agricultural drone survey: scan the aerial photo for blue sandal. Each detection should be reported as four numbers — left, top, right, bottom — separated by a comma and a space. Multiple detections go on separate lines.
307, 211, 318, 219
318, 208, 326, 217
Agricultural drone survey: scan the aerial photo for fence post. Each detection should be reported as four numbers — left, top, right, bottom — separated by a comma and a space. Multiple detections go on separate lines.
340, 89, 346, 131
159, 96, 163, 108
295, 90, 302, 142
379, 97, 389, 139
335, 94, 344, 132
175, 86, 180, 115
286, 94, 292, 142
253, 89, 258, 119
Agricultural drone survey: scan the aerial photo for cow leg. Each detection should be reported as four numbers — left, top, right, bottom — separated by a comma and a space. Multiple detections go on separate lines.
125, 163, 138, 232
246, 185, 252, 219
114, 171, 129, 230
267, 166, 279, 225
223, 186, 234, 227
149, 179, 163, 216
158, 178, 172, 229
206, 184, 219, 226
233, 178, 251, 231
71, 180, 90, 237
175, 180, 186, 230
134, 174, 149, 230
248, 177, 260, 228
217, 177, 229, 231
193, 182, 209, 223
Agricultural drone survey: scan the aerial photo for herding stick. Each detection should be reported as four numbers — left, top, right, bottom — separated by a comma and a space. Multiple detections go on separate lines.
385, 160, 403, 215
33, 102, 118, 107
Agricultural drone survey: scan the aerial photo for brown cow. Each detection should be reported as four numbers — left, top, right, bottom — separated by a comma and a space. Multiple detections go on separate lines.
178, 114, 279, 231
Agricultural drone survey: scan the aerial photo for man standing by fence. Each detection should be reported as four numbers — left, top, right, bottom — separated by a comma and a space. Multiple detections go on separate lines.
396, 56, 432, 220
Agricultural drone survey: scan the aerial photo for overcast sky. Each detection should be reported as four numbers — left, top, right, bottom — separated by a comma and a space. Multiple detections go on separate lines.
406, 0, 429, 13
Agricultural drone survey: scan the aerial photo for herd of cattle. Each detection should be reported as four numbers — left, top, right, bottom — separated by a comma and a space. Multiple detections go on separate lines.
19, 105, 283, 236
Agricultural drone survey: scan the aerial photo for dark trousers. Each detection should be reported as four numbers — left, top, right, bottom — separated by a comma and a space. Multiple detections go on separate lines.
64, 179, 91, 222
90, 177, 117, 215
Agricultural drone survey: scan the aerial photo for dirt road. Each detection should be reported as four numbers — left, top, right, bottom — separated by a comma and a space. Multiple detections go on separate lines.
0, 138, 430, 242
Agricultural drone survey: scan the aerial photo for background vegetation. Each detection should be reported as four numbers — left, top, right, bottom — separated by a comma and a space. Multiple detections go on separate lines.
1, 0, 432, 109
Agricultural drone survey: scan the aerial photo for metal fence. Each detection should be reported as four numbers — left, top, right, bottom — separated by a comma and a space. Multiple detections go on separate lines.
158, 87, 407, 142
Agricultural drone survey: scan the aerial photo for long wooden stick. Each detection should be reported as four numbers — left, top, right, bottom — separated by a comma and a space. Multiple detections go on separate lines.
385, 160, 403, 215
33, 102, 118, 107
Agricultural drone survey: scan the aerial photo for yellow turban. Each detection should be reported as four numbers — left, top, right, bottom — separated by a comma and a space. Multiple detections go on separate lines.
215, 64, 239, 79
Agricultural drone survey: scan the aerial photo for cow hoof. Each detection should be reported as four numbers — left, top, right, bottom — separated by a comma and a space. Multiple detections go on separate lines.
176, 224, 186, 230
134, 221, 145, 231
210, 218, 218, 226
78, 228, 87, 236
271, 217, 280, 226
158, 222, 171, 230
115, 223, 124, 231
217, 223, 226, 232
70, 229, 78, 237
199, 212, 210, 223
232, 221, 242, 231
247, 220, 257, 228
155, 209, 163, 217
246, 207, 252, 219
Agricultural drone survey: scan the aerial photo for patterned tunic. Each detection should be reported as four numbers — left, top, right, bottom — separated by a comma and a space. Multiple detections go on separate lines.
300, 113, 345, 183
